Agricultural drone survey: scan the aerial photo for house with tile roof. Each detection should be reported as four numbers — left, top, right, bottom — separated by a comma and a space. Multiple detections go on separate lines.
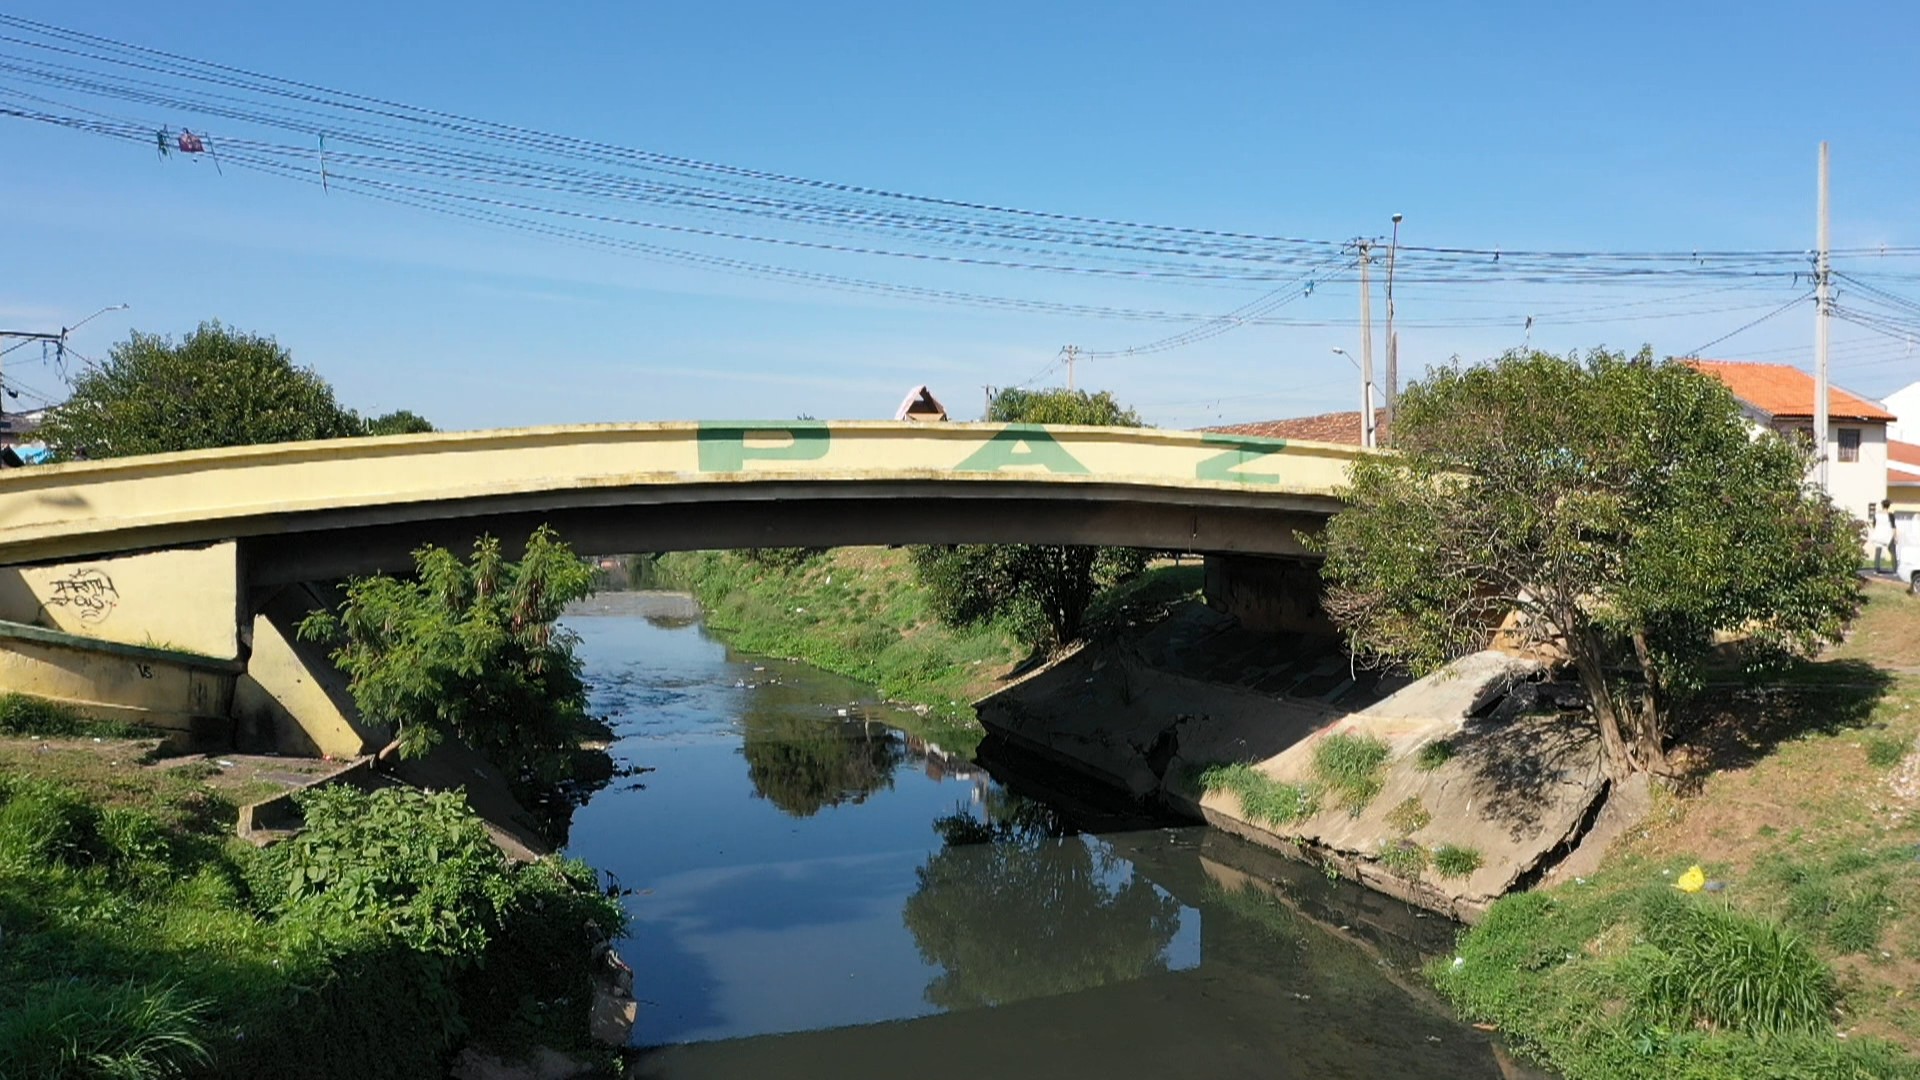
1679, 359, 1893, 526
1890, 438, 1920, 513
1205, 409, 1388, 447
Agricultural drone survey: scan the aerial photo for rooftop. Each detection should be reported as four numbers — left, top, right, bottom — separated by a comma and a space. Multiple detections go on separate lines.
1203, 410, 1389, 446
1892, 440, 1920, 486
1680, 359, 1896, 423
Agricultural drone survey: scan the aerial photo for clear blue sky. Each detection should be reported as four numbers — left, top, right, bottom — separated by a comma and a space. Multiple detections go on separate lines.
1, 1, 1916, 429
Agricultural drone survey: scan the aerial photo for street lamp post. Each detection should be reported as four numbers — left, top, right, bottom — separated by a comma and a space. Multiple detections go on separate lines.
1332, 347, 1376, 449
1385, 213, 1402, 431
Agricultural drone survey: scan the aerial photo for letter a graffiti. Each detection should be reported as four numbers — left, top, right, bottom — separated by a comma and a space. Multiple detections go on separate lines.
952, 426, 1089, 474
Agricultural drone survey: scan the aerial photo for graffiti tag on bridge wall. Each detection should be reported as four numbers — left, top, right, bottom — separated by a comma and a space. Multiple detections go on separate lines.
44, 568, 120, 624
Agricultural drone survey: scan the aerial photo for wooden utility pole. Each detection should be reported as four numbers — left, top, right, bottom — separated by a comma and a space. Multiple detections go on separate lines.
1814, 142, 1831, 493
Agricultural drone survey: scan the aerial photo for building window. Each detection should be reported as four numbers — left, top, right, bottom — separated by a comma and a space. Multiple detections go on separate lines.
1838, 428, 1861, 463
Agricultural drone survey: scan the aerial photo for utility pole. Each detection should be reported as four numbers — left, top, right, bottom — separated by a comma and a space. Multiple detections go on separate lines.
1357, 240, 1377, 449
1384, 212, 1403, 431
1814, 141, 1831, 494
1061, 344, 1080, 391
981, 385, 995, 419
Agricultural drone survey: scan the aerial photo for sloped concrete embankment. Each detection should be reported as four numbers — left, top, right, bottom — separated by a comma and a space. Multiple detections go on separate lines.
976, 603, 1615, 920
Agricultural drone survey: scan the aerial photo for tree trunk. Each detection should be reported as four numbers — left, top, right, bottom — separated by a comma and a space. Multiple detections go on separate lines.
1568, 649, 1635, 780
1626, 630, 1672, 775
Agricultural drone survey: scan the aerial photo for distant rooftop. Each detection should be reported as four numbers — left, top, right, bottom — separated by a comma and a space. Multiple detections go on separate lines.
1892, 439, 1920, 487
1203, 410, 1387, 447
1680, 359, 1896, 423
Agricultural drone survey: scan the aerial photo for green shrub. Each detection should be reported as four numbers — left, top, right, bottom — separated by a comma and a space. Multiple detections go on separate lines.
1432, 844, 1483, 879
0, 978, 211, 1080
1197, 763, 1320, 827
298, 527, 595, 792
1414, 738, 1455, 771
1311, 732, 1391, 813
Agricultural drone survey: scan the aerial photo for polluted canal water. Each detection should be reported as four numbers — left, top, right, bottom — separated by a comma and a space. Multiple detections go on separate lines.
562, 594, 1546, 1079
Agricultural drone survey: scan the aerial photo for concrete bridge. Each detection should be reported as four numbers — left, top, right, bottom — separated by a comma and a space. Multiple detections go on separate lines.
0, 421, 1354, 580
0, 422, 1362, 756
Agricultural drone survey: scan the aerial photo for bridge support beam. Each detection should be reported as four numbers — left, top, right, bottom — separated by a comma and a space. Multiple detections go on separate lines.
1202, 554, 1336, 636
232, 583, 387, 759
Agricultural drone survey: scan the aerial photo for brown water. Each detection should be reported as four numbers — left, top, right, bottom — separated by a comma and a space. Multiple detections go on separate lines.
562, 597, 1547, 1080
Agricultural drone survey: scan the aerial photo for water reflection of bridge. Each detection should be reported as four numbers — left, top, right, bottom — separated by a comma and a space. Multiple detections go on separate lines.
631, 826, 1541, 1080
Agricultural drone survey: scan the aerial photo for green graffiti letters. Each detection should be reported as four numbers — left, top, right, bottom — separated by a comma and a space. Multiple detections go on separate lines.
697, 423, 832, 472
952, 426, 1090, 474
1194, 435, 1286, 486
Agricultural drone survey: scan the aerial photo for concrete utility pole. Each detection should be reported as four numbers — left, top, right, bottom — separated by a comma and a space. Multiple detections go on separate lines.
1061, 344, 1080, 391
1814, 141, 1832, 493
1384, 213, 1403, 430
1357, 240, 1377, 449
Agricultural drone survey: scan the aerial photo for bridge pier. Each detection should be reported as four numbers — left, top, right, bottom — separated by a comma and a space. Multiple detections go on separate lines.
1201, 553, 1335, 636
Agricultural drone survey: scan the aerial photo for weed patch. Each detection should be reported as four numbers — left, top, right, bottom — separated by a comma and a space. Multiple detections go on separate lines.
1384, 796, 1431, 834
1197, 763, 1320, 828
1312, 732, 1390, 813
1431, 844, 1483, 879
1415, 738, 1455, 771
1377, 839, 1428, 878
0, 693, 142, 738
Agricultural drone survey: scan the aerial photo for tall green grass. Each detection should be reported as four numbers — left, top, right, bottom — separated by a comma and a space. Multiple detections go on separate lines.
1432, 872, 1905, 1080
1312, 732, 1391, 813
1637, 890, 1835, 1038
0, 979, 211, 1080
0, 693, 142, 739
1196, 762, 1320, 827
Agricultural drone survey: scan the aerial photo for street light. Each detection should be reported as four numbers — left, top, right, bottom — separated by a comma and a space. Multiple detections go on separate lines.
64, 303, 129, 338
1385, 214, 1402, 431
1333, 347, 1376, 449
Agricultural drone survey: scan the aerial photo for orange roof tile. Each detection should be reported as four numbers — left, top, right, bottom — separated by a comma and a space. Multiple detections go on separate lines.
1680, 359, 1895, 423
1892, 440, 1920, 486
1203, 410, 1390, 446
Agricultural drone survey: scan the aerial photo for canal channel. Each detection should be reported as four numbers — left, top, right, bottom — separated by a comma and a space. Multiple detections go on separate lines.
561, 593, 1544, 1079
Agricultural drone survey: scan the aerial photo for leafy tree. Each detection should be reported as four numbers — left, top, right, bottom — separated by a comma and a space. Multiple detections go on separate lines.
298, 527, 597, 786
911, 387, 1149, 648
361, 409, 436, 436
911, 543, 1146, 649
39, 321, 363, 458
902, 793, 1183, 1009
985, 387, 1141, 426
1316, 348, 1862, 778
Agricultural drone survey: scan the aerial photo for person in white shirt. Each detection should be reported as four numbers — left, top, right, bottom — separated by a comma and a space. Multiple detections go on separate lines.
1869, 500, 1897, 574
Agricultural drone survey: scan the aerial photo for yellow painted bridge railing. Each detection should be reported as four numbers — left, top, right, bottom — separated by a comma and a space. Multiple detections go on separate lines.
0, 422, 1366, 565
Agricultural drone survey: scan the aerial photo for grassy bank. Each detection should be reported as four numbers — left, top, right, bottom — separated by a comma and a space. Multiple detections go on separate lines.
1432, 580, 1920, 1079
657, 548, 1022, 746
656, 548, 1205, 747
0, 719, 623, 1079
